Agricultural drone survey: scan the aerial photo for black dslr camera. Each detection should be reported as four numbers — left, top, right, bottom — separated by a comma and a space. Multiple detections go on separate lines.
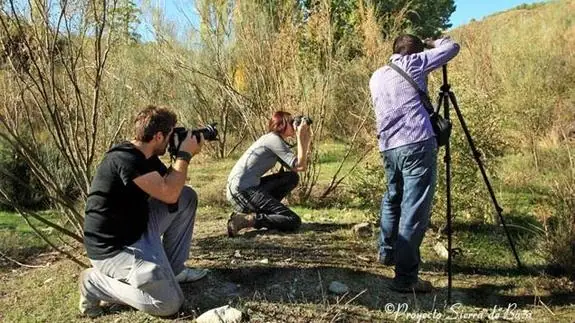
293, 115, 313, 127
168, 123, 218, 158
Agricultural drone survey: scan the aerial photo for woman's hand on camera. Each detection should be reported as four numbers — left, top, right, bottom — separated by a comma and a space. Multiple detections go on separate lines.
296, 121, 311, 144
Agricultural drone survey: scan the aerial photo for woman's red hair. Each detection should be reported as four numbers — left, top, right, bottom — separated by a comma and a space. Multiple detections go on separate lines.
268, 111, 293, 134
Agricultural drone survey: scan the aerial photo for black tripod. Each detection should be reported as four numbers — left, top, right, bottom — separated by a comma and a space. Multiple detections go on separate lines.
436, 65, 523, 304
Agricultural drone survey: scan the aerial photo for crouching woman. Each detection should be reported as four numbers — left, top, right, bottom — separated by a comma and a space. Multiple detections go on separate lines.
225, 111, 312, 237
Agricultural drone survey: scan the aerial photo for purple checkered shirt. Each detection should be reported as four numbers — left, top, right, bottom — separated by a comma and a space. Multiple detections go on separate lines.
369, 38, 460, 151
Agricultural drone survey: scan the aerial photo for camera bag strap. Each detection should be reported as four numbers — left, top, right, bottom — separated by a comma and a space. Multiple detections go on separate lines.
387, 62, 452, 147
387, 62, 436, 115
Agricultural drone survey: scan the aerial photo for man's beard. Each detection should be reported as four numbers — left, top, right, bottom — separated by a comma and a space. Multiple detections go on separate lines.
154, 141, 168, 156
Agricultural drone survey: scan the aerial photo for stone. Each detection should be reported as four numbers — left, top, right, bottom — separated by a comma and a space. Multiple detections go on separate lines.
434, 242, 449, 260
328, 281, 349, 295
352, 223, 372, 238
196, 305, 244, 323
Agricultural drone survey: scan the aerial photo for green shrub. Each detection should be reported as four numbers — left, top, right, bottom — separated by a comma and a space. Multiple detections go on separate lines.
0, 142, 48, 210
540, 183, 575, 277
348, 150, 385, 212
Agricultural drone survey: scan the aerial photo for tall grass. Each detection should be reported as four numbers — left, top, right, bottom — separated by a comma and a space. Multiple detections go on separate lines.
445, 1, 575, 269
536, 144, 575, 276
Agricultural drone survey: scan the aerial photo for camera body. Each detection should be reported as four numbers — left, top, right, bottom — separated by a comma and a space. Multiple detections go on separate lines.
293, 115, 313, 128
168, 123, 218, 158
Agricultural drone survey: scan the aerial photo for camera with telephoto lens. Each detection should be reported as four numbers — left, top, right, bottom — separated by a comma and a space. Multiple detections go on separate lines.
292, 115, 313, 127
168, 123, 218, 158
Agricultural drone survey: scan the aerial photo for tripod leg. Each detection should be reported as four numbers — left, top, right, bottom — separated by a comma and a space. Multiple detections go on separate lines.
447, 91, 523, 268
438, 91, 454, 305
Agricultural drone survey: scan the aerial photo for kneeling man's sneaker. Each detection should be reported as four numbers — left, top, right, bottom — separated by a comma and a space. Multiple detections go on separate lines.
78, 269, 104, 318
176, 267, 209, 283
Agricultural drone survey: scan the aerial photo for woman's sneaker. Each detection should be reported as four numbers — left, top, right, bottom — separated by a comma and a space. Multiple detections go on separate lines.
227, 212, 254, 237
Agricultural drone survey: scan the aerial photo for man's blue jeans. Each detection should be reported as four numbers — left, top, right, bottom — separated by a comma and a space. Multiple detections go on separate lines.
379, 138, 438, 287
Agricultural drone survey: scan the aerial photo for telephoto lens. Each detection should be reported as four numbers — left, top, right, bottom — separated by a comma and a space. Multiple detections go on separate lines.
191, 123, 218, 141
168, 123, 218, 158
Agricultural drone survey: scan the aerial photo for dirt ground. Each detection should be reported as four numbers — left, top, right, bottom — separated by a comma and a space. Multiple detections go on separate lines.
1, 210, 575, 322
175, 212, 575, 322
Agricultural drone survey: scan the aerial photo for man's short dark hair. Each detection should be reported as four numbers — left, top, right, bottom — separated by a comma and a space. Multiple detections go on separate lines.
134, 105, 177, 142
393, 34, 424, 55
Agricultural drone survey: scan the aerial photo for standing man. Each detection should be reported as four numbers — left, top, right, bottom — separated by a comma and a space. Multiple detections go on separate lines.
79, 105, 207, 317
369, 35, 460, 292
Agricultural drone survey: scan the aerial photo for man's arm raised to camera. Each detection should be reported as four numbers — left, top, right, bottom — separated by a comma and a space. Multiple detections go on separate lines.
134, 133, 202, 204
421, 37, 460, 74
294, 122, 311, 172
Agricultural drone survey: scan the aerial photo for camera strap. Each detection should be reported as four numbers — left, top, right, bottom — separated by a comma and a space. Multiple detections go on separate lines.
387, 62, 436, 116
273, 132, 296, 171
388, 62, 452, 147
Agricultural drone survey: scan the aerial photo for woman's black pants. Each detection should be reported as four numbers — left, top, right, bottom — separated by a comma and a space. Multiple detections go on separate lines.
231, 171, 301, 232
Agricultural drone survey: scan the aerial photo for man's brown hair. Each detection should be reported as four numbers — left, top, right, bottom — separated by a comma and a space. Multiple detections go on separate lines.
393, 34, 424, 55
134, 105, 177, 142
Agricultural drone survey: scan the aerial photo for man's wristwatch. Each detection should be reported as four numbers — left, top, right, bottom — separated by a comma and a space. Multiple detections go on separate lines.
175, 151, 192, 163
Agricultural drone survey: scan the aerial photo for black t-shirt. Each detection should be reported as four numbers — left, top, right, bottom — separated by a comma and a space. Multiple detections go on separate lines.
83, 141, 167, 260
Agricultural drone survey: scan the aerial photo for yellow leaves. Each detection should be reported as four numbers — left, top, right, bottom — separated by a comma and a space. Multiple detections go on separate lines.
233, 63, 246, 93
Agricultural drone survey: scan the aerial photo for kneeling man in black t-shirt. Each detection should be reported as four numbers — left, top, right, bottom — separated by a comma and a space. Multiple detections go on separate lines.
79, 105, 205, 317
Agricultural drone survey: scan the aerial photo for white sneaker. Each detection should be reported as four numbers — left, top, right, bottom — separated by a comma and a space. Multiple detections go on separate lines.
175, 268, 208, 283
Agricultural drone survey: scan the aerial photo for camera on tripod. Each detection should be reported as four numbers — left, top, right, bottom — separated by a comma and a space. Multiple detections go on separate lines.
168, 123, 218, 158
293, 115, 313, 127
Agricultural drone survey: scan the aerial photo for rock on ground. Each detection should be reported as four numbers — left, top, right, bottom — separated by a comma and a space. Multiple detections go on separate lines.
328, 281, 349, 295
352, 223, 373, 238
195, 305, 244, 323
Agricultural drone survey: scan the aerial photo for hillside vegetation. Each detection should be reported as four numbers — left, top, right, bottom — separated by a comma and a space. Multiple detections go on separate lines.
1, 0, 575, 321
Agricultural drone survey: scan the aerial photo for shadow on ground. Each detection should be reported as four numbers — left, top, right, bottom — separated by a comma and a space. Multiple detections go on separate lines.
180, 221, 575, 320
179, 265, 575, 321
